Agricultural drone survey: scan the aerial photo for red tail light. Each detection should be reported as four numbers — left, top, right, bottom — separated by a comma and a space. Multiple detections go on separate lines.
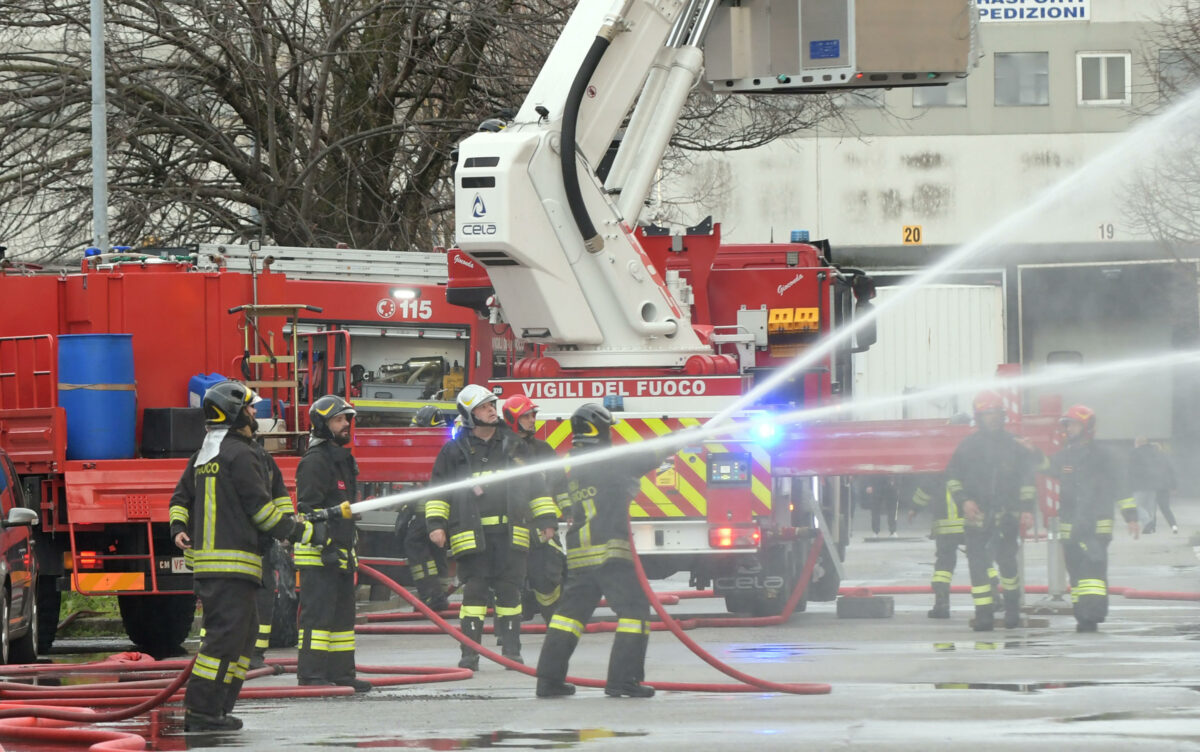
78, 551, 101, 569
709, 525, 761, 549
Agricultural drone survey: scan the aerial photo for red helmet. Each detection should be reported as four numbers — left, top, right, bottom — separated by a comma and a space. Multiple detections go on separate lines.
502, 394, 538, 434
1060, 404, 1096, 438
972, 390, 1005, 416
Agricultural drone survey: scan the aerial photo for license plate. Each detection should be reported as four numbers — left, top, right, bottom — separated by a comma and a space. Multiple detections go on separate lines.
170, 556, 190, 574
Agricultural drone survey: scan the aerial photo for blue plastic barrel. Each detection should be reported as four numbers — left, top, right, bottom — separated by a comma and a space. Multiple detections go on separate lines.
189, 372, 228, 408
57, 334, 136, 460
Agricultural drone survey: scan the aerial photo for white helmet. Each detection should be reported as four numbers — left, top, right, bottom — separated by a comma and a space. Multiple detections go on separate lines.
456, 384, 499, 428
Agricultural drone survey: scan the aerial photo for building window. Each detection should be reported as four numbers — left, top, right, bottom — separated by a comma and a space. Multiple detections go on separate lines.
913, 78, 968, 107
1077, 52, 1130, 106
994, 52, 1049, 106
1158, 48, 1199, 100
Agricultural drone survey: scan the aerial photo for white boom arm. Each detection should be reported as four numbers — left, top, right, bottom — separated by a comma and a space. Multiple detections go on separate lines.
453, 0, 971, 370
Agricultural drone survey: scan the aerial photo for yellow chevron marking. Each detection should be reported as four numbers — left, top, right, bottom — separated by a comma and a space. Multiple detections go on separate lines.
545, 420, 573, 449
655, 468, 678, 488
752, 476, 772, 510
674, 473, 708, 515
705, 443, 728, 453
613, 420, 643, 444
643, 418, 672, 436
639, 478, 685, 517
680, 417, 703, 428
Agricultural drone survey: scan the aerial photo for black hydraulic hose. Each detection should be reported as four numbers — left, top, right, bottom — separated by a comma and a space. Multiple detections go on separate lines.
562, 35, 611, 253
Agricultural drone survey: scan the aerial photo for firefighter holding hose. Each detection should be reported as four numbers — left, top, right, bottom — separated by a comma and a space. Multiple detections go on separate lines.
535, 403, 664, 699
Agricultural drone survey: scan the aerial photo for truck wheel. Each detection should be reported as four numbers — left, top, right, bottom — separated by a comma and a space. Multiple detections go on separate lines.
723, 592, 757, 614
806, 543, 842, 602
118, 594, 196, 658
35, 576, 60, 654
752, 544, 805, 617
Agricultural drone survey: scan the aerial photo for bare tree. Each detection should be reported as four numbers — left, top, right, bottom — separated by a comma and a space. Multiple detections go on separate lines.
0, 1, 842, 262
0, 0, 566, 260
1127, 0, 1200, 248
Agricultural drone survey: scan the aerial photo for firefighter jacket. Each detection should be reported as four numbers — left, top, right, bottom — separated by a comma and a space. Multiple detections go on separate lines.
910, 474, 963, 536
1048, 440, 1137, 540
945, 429, 1039, 517
169, 431, 310, 583
251, 440, 295, 553
561, 449, 661, 571
1127, 443, 1176, 492
425, 430, 558, 558
294, 439, 359, 571
510, 431, 569, 512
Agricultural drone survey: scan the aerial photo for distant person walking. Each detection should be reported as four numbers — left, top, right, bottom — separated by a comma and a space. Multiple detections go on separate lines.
1128, 438, 1178, 535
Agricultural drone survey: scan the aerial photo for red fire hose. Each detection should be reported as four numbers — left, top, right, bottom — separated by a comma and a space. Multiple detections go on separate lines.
359, 526, 833, 695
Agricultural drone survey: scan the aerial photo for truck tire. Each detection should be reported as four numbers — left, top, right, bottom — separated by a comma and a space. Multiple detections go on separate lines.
806, 543, 842, 602
753, 543, 807, 617
118, 594, 196, 658
35, 576, 60, 654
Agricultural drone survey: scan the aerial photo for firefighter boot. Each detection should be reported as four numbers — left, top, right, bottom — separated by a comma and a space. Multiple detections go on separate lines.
605, 630, 655, 698
927, 583, 951, 619
971, 604, 994, 632
497, 615, 524, 665
1003, 591, 1022, 629
184, 710, 243, 732
535, 629, 578, 698
458, 617, 483, 671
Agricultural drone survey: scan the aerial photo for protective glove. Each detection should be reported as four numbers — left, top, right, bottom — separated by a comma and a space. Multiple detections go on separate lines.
321, 545, 345, 568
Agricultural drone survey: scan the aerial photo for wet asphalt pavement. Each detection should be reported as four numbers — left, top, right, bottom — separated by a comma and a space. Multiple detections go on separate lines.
30, 502, 1200, 751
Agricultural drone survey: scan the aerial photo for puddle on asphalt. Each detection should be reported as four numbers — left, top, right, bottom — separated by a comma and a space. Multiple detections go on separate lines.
932, 681, 1200, 694
306, 729, 648, 749
725, 643, 842, 661
932, 640, 1052, 652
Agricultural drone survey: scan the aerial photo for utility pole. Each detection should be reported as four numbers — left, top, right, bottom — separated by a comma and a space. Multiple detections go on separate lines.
90, 0, 109, 252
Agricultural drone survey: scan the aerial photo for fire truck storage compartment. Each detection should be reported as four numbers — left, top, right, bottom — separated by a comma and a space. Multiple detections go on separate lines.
57, 334, 136, 460
141, 407, 205, 458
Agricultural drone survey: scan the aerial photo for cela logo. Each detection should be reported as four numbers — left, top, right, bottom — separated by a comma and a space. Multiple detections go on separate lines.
472, 194, 487, 218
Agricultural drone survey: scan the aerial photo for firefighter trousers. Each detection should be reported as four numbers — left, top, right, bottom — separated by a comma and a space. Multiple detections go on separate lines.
536, 559, 650, 691
930, 531, 963, 591
457, 530, 527, 658
964, 512, 1021, 610
298, 566, 358, 683
524, 534, 566, 622
186, 578, 257, 718
253, 580, 274, 659
1063, 534, 1110, 626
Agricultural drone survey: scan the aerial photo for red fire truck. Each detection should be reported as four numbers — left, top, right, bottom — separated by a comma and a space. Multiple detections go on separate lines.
0, 244, 483, 655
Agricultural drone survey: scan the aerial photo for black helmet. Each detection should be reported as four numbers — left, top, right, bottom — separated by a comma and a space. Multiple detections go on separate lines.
411, 404, 448, 428
203, 380, 257, 426
570, 403, 614, 446
309, 394, 357, 439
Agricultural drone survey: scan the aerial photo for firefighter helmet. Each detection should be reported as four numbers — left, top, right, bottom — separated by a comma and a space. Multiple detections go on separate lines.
1060, 404, 1096, 439
309, 394, 357, 438
570, 403, 614, 446
203, 380, 258, 426
456, 384, 498, 428
973, 390, 1005, 417
503, 395, 538, 435
411, 404, 448, 428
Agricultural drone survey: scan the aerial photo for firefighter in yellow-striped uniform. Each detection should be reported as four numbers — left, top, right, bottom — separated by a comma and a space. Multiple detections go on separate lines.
294, 394, 371, 692
536, 403, 663, 699
910, 474, 1004, 620
426, 385, 559, 668
169, 381, 319, 732
1046, 405, 1139, 632
502, 395, 569, 622
944, 391, 1041, 632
